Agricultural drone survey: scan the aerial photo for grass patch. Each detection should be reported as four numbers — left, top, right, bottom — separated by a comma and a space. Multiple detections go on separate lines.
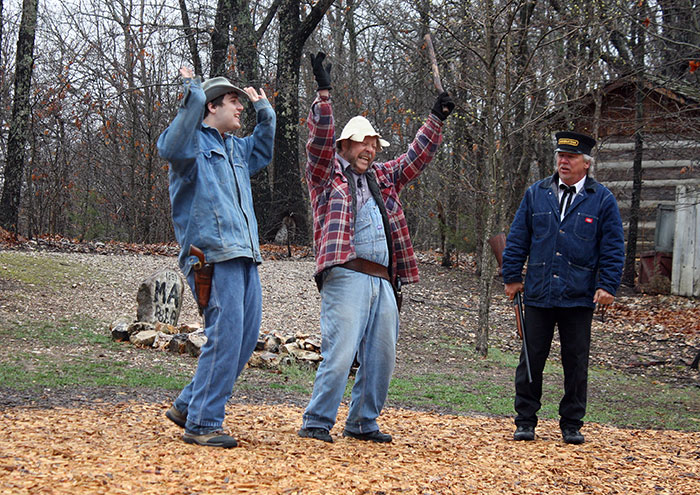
389, 373, 516, 416
1, 354, 189, 390
0, 251, 95, 289
435, 338, 559, 374
587, 367, 700, 430
0, 318, 111, 346
267, 382, 311, 395
239, 362, 316, 396
389, 359, 699, 431
0, 317, 190, 391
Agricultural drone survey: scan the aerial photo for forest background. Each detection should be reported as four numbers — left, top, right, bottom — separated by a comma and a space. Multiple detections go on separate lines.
1, 0, 699, 352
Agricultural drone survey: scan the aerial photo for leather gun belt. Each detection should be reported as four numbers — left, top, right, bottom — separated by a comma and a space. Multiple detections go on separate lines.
339, 258, 390, 281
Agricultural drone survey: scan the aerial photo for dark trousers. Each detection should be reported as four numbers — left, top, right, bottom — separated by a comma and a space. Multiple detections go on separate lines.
514, 305, 594, 430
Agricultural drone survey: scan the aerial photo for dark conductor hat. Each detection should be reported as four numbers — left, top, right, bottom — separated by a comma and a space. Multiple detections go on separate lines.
202, 76, 247, 103
554, 131, 596, 155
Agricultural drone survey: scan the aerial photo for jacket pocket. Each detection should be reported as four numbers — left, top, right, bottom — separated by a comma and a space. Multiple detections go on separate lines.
524, 261, 548, 300
328, 178, 351, 208
566, 261, 595, 299
202, 148, 232, 185
574, 212, 598, 241
532, 211, 552, 240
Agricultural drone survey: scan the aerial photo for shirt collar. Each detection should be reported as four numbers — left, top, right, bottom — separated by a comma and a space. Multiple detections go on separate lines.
336, 151, 367, 178
559, 175, 586, 195
336, 151, 350, 170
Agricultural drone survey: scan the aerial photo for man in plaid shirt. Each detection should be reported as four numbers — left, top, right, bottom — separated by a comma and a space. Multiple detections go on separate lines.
298, 52, 455, 443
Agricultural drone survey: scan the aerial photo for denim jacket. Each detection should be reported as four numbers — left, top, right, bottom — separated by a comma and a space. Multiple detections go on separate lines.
502, 173, 625, 308
157, 78, 276, 276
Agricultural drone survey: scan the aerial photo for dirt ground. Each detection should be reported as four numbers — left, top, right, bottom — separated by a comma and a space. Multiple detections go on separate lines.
1, 242, 699, 494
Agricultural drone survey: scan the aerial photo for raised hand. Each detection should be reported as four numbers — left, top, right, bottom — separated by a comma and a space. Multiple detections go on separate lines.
179, 66, 194, 79
243, 87, 268, 103
309, 52, 332, 91
431, 92, 455, 121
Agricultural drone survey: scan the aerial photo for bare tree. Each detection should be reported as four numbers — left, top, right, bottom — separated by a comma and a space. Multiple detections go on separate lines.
271, 0, 334, 243
621, 1, 648, 286
0, 0, 38, 232
178, 0, 203, 75
657, 0, 700, 79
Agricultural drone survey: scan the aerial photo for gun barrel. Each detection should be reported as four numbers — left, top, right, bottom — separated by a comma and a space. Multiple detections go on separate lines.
514, 292, 533, 384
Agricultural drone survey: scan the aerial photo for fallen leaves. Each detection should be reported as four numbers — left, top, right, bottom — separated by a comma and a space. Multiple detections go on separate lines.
1, 402, 698, 494
608, 300, 700, 337
0, 228, 314, 260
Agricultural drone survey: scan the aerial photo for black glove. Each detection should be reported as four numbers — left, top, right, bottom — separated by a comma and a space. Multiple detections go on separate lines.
309, 51, 332, 91
431, 92, 455, 121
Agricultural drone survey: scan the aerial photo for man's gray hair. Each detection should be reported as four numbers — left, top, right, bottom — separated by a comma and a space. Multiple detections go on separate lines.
555, 151, 595, 175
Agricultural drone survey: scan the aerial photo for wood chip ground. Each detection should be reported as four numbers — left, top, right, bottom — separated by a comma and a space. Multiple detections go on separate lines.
1, 402, 698, 494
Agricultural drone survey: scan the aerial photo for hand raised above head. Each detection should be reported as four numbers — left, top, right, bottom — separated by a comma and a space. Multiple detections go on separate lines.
431, 92, 455, 121
243, 87, 268, 103
179, 66, 194, 79
309, 51, 332, 91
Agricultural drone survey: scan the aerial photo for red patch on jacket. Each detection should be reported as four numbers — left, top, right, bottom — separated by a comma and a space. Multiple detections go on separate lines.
585, 217, 593, 223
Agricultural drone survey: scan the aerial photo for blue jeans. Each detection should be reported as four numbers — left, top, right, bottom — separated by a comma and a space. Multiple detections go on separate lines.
303, 198, 399, 434
174, 258, 261, 434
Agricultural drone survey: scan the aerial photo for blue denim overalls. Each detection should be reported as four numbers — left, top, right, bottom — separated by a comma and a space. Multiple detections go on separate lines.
303, 196, 400, 434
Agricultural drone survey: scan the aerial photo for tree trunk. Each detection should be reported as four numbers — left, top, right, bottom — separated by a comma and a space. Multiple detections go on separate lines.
271, 0, 334, 244
230, 0, 277, 240
476, 0, 499, 357
0, 0, 39, 232
0, 0, 4, 68
230, 0, 259, 83
504, 0, 538, 218
622, 2, 646, 286
211, 0, 232, 77
178, 0, 203, 76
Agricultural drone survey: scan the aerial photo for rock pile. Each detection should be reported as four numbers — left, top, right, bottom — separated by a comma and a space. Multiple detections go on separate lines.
249, 332, 322, 369
109, 266, 324, 369
110, 318, 204, 356
110, 319, 323, 369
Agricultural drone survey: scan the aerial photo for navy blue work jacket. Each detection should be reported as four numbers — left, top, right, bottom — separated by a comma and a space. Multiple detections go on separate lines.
502, 173, 625, 308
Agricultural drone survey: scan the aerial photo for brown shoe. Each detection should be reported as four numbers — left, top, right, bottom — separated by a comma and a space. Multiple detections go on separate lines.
165, 406, 187, 428
182, 430, 238, 448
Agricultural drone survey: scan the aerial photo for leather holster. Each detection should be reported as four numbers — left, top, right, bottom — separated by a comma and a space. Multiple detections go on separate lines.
189, 245, 214, 315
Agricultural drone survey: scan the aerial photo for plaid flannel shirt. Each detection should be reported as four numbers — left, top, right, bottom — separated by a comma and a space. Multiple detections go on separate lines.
305, 94, 443, 284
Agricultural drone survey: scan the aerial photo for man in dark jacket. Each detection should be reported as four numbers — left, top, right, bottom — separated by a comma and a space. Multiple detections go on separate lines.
502, 131, 625, 444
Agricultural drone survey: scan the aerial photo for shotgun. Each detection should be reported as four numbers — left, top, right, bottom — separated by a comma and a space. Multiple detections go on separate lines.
513, 292, 533, 383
